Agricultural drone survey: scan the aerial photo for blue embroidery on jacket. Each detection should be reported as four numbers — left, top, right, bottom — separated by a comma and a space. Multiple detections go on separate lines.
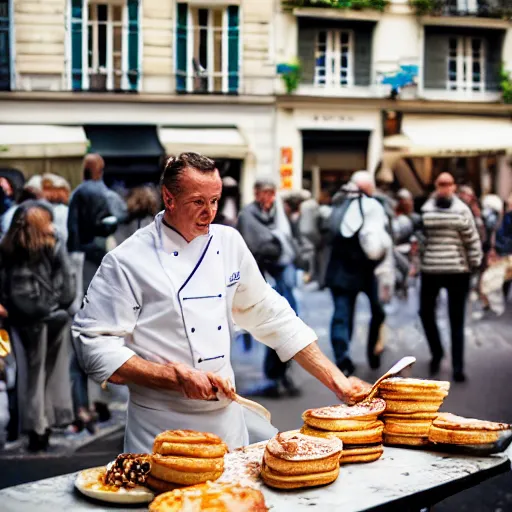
229, 271, 240, 283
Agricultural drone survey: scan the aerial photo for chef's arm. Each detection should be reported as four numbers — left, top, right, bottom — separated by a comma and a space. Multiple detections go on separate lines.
108, 355, 236, 401
293, 342, 354, 403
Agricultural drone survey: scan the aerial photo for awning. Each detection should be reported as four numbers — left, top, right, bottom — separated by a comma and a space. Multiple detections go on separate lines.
383, 115, 512, 157
159, 127, 248, 159
0, 125, 88, 158
84, 125, 164, 159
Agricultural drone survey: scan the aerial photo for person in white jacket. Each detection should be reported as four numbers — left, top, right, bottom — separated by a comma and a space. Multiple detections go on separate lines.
73, 152, 361, 453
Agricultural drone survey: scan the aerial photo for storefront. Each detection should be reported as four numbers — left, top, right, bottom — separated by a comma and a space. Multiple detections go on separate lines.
276, 106, 382, 199
382, 114, 512, 199
0, 99, 276, 204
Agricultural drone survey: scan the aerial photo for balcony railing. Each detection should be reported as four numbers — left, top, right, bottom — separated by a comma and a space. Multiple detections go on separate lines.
282, 0, 388, 13
410, 0, 512, 19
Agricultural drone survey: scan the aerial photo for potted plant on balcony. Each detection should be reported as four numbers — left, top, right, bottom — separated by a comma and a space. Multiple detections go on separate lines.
277, 60, 301, 94
500, 67, 512, 104
89, 67, 107, 91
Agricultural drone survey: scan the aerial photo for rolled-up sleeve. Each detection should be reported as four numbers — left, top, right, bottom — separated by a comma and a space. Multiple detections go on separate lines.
72, 252, 139, 384
231, 234, 317, 362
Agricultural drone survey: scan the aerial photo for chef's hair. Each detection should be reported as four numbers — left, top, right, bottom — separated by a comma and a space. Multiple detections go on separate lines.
161, 152, 217, 195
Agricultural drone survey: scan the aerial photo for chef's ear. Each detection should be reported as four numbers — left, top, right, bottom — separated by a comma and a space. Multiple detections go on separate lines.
162, 186, 174, 211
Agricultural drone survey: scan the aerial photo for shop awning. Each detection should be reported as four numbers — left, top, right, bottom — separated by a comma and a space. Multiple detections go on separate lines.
383, 115, 512, 157
0, 125, 88, 158
84, 125, 164, 159
159, 127, 248, 159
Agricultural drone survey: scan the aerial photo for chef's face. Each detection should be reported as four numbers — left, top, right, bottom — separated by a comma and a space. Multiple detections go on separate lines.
164, 167, 223, 241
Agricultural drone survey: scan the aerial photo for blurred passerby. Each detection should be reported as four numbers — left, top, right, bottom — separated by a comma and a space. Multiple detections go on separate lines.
114, 185, 160, 246
458, 185, 485, 243
41, 173, 71, 244
495, 194, 512, 301
326, 171, 391, 376
1, 185, 45, 236
419, 173, 482, 382
0, 202, 75, 451
213, 176, 240, 227
237, 178, 301, 397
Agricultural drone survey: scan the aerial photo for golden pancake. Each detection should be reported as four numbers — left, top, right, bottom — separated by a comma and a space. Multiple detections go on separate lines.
340, 444, 383, 464
300, 422, 383, 445
428, 425, 502, 445
263, 449, 340, 475
383, 412, 439, 421
379, 377, 450, 394
379, 389, 449, 402
153, 430, 226, 451
265, 431, 343, 462
383, 418, 433, 437
151, 454, 224, 474
150, 465, 223, 486
432, 413, 511, 432
383, 399, 443, 415
146, 475, 180, 495
383, 433, 429, 446
260, 462, 339, 490
149, 482, 268, 512
302, 399, 386, 431
153, 441, 227, 459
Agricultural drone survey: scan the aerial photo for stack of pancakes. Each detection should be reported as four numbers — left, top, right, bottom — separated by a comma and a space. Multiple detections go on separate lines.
300, 399, 386, 464
148, 430, 228, 493
149, 481, 268, 512
379, 378, 450, 447
260, 431, 343, 489
429, 413, 511, 445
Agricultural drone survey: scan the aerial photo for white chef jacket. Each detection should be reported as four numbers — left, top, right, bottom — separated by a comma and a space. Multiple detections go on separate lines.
72, 212, 316, 452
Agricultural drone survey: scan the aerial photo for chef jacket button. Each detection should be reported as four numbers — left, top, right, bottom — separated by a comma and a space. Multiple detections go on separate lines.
217, 251, 220, 254
191, 328, 195, 333
173, 251, 178, 256
218, 326, 222, 330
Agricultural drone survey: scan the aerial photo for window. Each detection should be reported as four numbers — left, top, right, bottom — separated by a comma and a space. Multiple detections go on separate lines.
70, 0, 140, 92
455, 0, 478, 14
447, 36, 485, 92
314, 30, 353, 88
0, 0, 11, 91
176, 3, 239, 94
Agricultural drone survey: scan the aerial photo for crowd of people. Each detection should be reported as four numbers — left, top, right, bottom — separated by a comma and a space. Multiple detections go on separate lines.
0, 151, 511, 451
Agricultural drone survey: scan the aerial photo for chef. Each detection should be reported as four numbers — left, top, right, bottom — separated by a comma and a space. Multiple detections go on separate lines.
73, 152, 360, 453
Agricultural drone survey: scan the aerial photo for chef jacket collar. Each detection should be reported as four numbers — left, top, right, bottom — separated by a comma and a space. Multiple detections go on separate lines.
158, 213, 211, 251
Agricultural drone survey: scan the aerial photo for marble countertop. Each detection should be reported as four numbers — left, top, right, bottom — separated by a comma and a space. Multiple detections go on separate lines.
0, 446, 509, 512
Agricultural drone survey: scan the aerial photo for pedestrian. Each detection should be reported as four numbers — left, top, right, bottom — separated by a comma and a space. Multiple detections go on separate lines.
237, 178, 301, 398
73, 152, 361, 453
419, 173, 482, 382
213, 176, 240, 227
67, 154, 121, 433
114, 185, 160, 246
495, 193, 512, 301
41, 173, 72, 244
325, 171, 392, 376
0, 202, 75, 451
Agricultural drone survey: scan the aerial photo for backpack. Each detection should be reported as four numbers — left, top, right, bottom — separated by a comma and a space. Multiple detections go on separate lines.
2, 251, 58, 323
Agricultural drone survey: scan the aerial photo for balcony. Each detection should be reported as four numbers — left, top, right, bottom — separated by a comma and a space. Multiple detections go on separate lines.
283, 0, 388, 17
411, 0, 512, 23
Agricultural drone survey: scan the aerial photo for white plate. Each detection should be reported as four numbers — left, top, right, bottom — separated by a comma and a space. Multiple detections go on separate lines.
75, 466, 155, 504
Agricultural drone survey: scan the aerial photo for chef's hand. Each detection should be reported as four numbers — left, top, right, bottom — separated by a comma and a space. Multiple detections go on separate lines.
173, 362, 236, 401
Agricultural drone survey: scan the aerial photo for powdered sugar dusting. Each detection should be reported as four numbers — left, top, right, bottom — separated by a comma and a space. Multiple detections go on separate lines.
218, 442, 266, 489
266, 432, 342, 461
307, 399, 386, 419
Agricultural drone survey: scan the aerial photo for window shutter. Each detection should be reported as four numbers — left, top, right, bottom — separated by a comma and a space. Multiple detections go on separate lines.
485, 32, 503, 92
227, 5, 239, 93
127, 0, 140, 91
0, 0, 10, 91
424, 33, 448, 90
71, 0, 83, 91
298, 28, 316, 85
176, 3, 188, 93
354, 28, 372, 86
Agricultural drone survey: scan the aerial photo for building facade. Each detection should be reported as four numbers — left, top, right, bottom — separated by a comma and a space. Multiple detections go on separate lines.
274, 0, 512, 199
0, 0, 276, 202
0, 0, 512, 202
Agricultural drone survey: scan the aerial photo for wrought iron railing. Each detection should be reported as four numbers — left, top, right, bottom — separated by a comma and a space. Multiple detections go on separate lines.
410, 0, 512, 19
282, 0, 388, 12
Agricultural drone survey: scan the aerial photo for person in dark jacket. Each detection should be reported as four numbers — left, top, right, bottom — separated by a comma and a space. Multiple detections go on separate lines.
0, 202, 75, 451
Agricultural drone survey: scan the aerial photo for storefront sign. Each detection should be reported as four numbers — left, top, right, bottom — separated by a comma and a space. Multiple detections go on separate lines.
280, 147, 293, 190
295, 110, 379, 131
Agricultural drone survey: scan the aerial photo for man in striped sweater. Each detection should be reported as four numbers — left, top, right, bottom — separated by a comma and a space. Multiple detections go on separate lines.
420, 173, 482, 382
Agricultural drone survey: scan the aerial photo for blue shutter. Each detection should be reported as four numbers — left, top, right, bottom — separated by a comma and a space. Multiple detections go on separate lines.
71, 0, 83, 91
127, 0, 139, 91
227, 5, 239, 94
0, 0, 10, 91
176, 3, 188, 92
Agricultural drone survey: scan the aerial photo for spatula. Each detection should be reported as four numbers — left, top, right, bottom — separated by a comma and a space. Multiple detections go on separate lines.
357, 356, 417, 404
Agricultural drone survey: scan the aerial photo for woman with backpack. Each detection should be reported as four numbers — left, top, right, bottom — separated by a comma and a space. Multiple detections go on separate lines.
0, 201, 75, 451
